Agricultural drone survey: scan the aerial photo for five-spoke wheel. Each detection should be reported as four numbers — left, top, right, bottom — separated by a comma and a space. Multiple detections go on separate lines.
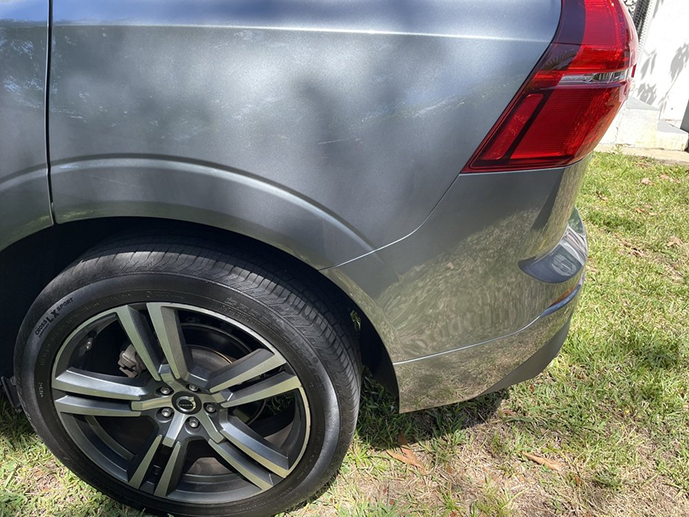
16, 235, 360, 516
52, 303, 310, 502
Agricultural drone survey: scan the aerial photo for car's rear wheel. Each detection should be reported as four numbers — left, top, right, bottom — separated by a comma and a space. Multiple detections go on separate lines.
15, 234, 361, 517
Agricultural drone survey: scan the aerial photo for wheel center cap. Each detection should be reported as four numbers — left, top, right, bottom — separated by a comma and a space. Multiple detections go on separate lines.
173, 393, 201, 414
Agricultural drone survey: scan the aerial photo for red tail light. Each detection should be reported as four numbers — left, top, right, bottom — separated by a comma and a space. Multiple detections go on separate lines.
462, 0, 638, 173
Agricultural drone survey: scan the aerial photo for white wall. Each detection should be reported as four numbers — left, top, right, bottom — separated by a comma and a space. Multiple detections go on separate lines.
632, 0, 689, 130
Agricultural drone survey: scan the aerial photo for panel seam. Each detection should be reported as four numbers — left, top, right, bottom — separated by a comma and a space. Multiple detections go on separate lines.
45, 0, 55, 219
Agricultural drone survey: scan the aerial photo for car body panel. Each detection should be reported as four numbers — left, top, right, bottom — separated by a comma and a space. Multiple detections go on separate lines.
0, 0, 590, 413
0, 1, 51, 252
50, 157, 371, 269
49, 0, 560, 266
323, 160, 588, 362
393, 281, 580, 412
323, 160, 588, 410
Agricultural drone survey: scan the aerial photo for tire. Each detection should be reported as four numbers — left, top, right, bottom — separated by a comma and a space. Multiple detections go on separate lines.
15, 233, 361, 517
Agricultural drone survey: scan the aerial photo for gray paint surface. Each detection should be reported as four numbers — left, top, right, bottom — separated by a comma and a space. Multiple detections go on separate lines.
322, 159, 588, 410
49, 0, 560, 266
323, 160, 589, 363
394, 286, 580, 412
0, 1, 51, 252
0, 0, 593, 412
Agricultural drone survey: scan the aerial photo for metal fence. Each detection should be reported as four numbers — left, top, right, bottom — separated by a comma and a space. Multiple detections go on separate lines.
624, 0, 638, 16
630, 0, 652, 48
623, 0, 638, 14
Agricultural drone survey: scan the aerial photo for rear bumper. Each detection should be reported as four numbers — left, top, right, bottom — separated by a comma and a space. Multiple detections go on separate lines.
394, 273, 582, 412
323, 159, 590, 412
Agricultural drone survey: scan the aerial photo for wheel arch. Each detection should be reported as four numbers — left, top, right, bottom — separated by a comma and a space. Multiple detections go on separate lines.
0, 217, 398, 397
50, 156, 375, 270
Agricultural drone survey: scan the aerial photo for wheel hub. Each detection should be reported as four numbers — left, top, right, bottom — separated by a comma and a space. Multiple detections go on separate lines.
172, 393, 201, 414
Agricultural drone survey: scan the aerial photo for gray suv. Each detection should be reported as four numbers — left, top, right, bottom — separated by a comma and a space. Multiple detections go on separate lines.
0, 0, 636, 515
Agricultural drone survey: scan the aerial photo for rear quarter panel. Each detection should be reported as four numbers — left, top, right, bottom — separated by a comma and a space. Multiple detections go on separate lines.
49, 0, 561, 267
0, 1, 51, 252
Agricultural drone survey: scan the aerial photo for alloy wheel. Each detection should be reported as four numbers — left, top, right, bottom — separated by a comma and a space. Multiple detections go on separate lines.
50, 303, 311, 504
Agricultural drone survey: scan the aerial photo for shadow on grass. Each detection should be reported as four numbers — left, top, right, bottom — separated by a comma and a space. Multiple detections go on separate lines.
356, 373, 506, 451
0, 395, 33, 442
289, 374, 507, 513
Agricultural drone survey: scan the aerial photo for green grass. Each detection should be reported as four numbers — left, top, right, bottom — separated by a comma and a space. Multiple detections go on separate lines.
1, 152, 688, 516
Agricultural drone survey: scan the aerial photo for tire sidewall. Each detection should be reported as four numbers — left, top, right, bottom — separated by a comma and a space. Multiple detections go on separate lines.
17, 272, 346, 517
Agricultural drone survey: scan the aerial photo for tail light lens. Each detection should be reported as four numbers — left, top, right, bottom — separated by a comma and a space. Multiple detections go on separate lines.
462, 0, 638, 173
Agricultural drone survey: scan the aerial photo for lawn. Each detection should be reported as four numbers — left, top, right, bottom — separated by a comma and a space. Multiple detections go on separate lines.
1, 152, 687, 516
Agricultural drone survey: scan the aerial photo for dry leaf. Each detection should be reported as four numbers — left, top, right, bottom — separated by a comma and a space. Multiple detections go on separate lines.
641, 177, 652, 185
501, 408, 517, 417
523, 452, 563, 472
387, 448, 428, 473
660, 174, 670, 180
446, 262, 455, 270
388, 438, 427, 473
634, 207, 646, 214
667, 236, 683, 248
596, 191, 609, 201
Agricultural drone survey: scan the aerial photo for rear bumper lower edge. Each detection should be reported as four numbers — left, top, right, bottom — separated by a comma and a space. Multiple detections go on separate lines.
394, 275, 582, 413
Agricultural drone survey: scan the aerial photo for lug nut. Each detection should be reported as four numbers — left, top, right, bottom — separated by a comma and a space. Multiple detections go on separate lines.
205, 403, 217, 413
159, 386, 172, 396
188, 384, 199, 392
188, 417, 200, 429
160, 407, 173, 419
